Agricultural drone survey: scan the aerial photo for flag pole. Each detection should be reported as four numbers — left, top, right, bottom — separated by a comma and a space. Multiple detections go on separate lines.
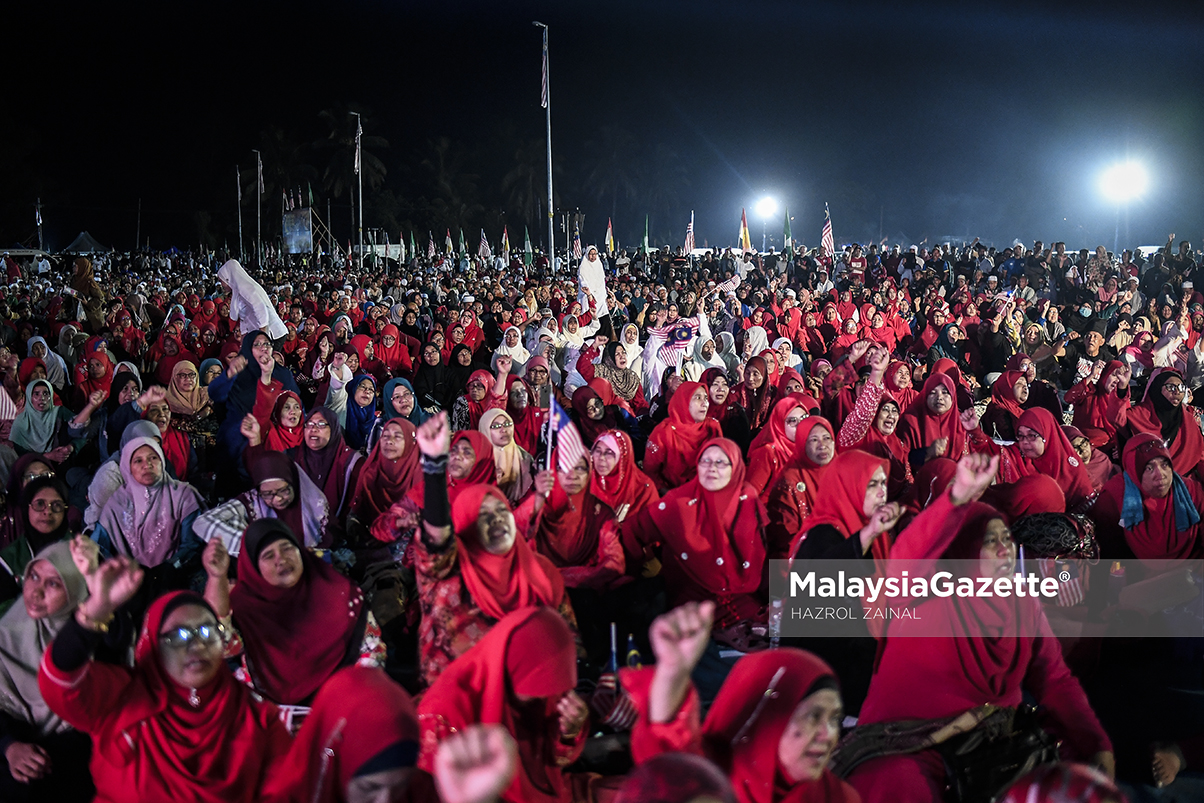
351, 111, 364, 270
35, 198, 42, 251
534, 22, 554, 276
236, 167, 244, 261
252, 149, 262, 265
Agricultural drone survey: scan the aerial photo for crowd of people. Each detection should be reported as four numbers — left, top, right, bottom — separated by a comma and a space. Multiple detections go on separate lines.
0, 231, 1199, 802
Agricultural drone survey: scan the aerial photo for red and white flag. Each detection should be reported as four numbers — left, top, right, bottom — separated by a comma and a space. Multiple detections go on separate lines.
427, 232, 436, 259
540, 28, 549, 109
820, 203, 835, 258
478, 229, 492, 261
548, 398, 586, 473
684, 210, 695, 253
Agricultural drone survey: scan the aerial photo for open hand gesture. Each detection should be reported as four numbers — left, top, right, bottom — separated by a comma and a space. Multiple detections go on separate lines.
137, 385, 167, 409
78, 556, 144, 623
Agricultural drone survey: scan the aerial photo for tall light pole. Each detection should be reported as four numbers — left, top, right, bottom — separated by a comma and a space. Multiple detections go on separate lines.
1099, 161, 1148, 255
351, 111, 364, 269
534, 21, 554, 274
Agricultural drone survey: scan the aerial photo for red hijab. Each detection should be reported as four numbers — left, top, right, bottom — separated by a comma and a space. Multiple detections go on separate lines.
704, 650, 858, 803
981, 474, 1066, 519
792, 449, 889, 561
1014, 408, 1093, 509
883, 361, 917, 410
230, 521, 364, 706
989, 370, 1026, 421
78, 349, 115, 398
417, 607, 577, 803
534, 452, 616, 568
589, 430, 659, 519
351, 418, 420, 526
1105, 433, 1204, 560
898, 372, 966, 460
787, 417, 836, 500
748, 397, 808, 499
375, 324, 410, 371
447, 431, 497, 504
647, 438, 767, 595
263, 391, 304, 452
1125, 370, 1204, 478
911, 456, 957, 510
265, 666, 417, 803
571, 386, 620, 447
703, 367, 736, 422
652, 381, 723, 487
463, 369, 496, 430
451, 484, 565, 621
1071, 360, 1129, 447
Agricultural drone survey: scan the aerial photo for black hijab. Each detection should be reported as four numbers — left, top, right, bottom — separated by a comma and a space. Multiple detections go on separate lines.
1148, 370, 1186, 443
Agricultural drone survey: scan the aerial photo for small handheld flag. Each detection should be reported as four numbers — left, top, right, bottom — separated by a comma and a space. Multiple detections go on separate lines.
501, 226, 510, 263
445, 229, 453, 255
547, 397, 586, 473
427, 232, 436, 259
523, 226, 533, 268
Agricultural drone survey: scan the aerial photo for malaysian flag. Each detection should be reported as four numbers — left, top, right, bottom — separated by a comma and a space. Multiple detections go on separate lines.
257, 152, 264, 194
647, 318, 701, 366
684, 211, 695, 254
820, 203, 835, 258
572, 224, 582, 261
354, 118, 363, 176
427, 232, 436, 259
540, 27, 549, 109
478, 229, 492, 260
717, 274, 741, 294
547, 397, 586, 472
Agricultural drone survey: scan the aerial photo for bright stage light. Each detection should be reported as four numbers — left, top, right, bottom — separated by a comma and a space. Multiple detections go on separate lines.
755, 196, 778, 219
1099, 162, 1149, 203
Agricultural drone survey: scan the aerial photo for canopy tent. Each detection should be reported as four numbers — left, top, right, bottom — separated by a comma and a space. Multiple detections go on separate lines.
62, 231, 108, 253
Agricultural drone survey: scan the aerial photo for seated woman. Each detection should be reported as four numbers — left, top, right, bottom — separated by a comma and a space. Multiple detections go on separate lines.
290, 408, 364, 528
92, 437, 205, 585
417, 607, 590, 803
1064, 425, 1119, 491
194, 451, 331, 556
39, 564, 292, 803
523, 452, 623, 591
366, 378, 425, 451
575, 341, 650, 417
980, 370, 1028, 442
1065, 360, 1130, 450
624, 601, 859, 803
730, 355, 777, 430
837, 351, 911, 499
85, 421, 163, 534
202, 522, 383, 721
884, 360, 917, 409
478, 409, 535, 505
98, 370, 143, 461
1122, 370, 1204, 482
898, 372, 979, 469
842, 455, 1113, 803
504, 377, 544, 456
450, 360, 510, 433
746, 397, 808, 503
10, 380, 93, 469
588, 430, 658, 528
143, 395, 198, 484
332, 371, 378, 452
570, 384, 643, 453
0, 455, 58, 549
410, 413, 574, 688
765, 417, 836, 559
163, 361, 215, 442
701, 367, 751, 453
0, 477, 73, 604
350, 418, 421, 532
1001, 408, 1094, 511
792, 450, 902, 563
262, 665, 420, 803
625, 439, 767, 700
645, 382, 723, 493
0, 541, 96, 802
1089, 433, 1204, 561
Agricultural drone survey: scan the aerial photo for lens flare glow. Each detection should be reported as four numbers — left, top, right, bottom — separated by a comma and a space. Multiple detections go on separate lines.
1099, 162, 1148, 203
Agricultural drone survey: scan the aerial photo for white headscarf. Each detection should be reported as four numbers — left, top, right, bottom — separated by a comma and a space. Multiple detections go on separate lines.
495, 325, 531, 364
26, 336, 67, 390
577, 246, 609, 316
744, 326, 770, 359
217, 259, 288, 339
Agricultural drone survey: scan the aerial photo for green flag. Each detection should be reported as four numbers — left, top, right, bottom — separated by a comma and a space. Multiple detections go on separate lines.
523, 226, 533, 267
783, 207, 792, 250
643, 215, 649, 254
409, 231, 417, 260
458, 229, 467, 256
308, 182, 314, 208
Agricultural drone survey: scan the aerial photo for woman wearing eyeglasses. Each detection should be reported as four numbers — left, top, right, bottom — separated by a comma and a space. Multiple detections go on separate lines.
287, 408, 363, 529
1122, 369, 1204, 482
201, 520, 383, 728
40, 553, 293, 803
0, 477, 73, 606
349, 419, 421, 531
746, 397, 809, 504
478, 409, 534, 505
624, 438, 767, 703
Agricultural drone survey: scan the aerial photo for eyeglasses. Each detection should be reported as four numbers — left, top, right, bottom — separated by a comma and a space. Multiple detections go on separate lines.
784, 416, 805, 427
304, 420, 330, 430
258, 486, 294, 502
158, 623, 224, 650
29, 499, 65, 513
391, 390, 413, 401
23, 470, 54, 483
1163, 383, 1186, 394
698, 459, 732, 470
489, 420, 513, 430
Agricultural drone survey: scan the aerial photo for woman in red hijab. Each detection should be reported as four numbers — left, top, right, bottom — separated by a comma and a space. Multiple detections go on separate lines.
846, 471, 1113, 802
374, 323, 413, 376
1123, 370, 1204, 481
645, 381, 723, 493
980, 370, 1027, 442
261, 391, 305, 452
747, 396, 808, 503
417, 607, 591, 803
264, 666, 419, 803
731, 356, 777, 430
351, 418, 421, 529
1089, 433, 1204, 561
981, 474, 1066, 519
625, 602, 859, 803
625, 438, 767, 646
883, 361, 916, 410
791, 450, 898, 563
766, 417, 837, 559
590, 430, 659, 528
40, 568, 292, 803
1004, 407, 1094, 511
523, 450, 624, 591
836, 349, 911, 497
702, 367, 752, 451
505, 375, 544, 455
897, 372, 971, 468
411, 418, 575, 687
1065, 360, 1130, 449
75, 349, 114, 408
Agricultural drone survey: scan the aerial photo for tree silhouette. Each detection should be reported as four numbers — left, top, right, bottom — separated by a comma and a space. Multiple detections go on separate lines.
584, 125, 639, 223
314, 103, 389, 200
502, 138, 561, 230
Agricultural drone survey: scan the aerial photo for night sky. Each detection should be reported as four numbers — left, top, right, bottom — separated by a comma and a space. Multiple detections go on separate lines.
4, 0, 1201, 254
